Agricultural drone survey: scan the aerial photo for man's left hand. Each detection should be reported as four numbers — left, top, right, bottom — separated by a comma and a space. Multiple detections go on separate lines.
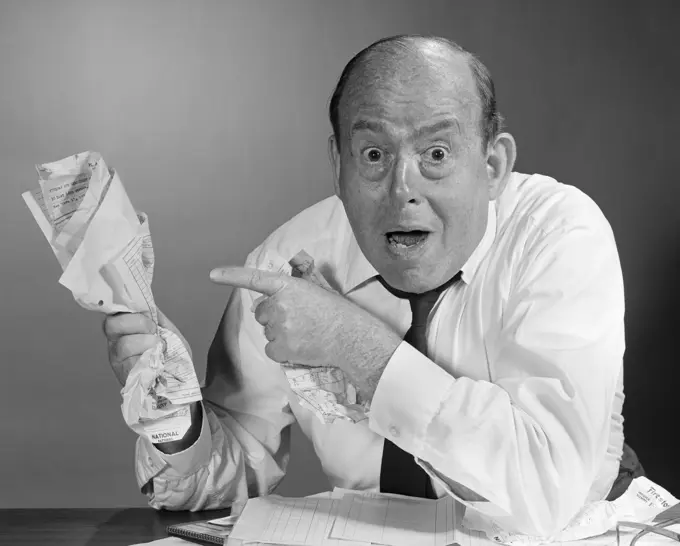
209, 266, 402, 398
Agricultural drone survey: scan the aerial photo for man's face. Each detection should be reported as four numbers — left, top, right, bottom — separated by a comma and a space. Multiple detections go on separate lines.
333, 47, 496, 293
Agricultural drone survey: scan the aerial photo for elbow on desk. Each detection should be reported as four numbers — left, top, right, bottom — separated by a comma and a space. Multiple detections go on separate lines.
503, 476, 592, 538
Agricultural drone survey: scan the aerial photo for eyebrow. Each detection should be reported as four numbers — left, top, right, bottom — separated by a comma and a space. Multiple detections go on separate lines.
349, 118, 460, 140
412, 118, 461, 141
350, 119, 388, 138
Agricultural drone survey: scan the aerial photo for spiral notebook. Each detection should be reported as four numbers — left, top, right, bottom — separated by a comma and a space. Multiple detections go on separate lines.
166, 514, 237, 545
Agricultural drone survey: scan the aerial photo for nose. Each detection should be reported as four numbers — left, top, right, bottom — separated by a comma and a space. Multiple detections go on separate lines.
390, 155, 422, 207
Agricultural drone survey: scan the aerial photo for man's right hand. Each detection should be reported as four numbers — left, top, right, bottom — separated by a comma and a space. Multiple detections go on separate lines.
103, 312, 159, 386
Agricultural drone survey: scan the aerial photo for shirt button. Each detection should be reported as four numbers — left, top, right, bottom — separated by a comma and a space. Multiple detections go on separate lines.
389, 425, 400, 437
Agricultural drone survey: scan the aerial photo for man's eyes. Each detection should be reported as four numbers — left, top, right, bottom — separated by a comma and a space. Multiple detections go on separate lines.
361, 147, 384, 163
423, 146, 449, 163
360, 145, 450, 164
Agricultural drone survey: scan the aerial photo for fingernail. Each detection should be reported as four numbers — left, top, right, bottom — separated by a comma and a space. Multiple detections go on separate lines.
209, 269, 220, 281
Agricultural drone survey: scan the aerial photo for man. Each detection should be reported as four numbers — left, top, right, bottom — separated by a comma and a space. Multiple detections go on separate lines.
103, 35, 642, 537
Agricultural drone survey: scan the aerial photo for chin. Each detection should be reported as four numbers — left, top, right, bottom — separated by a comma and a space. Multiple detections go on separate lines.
381, 267, 439, 294
402, 276, 440, 294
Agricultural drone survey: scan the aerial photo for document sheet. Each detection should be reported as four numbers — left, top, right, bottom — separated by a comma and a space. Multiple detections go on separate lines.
22, 151, 202, 443
329, 491, 462, 546
226, 489, 477, 546
224, 483, 680, 546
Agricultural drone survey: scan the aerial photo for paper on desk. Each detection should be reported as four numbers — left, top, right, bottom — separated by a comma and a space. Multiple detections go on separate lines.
329, 489, 468, 546
226, 493, 371, 546
462, 476, 679, 545
256, 250, 368, 425
228, 488, 486, 546
22, 151, 202, 443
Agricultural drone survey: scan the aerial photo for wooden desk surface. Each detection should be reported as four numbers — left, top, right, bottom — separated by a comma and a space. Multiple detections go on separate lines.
2, 503, 679, 546
0, 507, 231, 546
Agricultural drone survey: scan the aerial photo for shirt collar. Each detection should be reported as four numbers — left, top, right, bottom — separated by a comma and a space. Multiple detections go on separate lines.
339, 229, 380, 295
338, 200, 497, 294
459, 200, 497, 285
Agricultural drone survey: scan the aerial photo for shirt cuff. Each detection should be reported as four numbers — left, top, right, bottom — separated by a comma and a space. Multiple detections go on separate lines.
368, 341, 456, 457
136, 403, 212, 486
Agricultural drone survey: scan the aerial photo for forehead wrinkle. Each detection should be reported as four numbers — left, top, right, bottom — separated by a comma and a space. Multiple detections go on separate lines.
349, 116, 463, 148
337, 38, 487, 146
341, 53, 479, 145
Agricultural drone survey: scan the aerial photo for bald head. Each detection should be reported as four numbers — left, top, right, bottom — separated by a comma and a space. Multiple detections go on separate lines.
329, 35, 503, 152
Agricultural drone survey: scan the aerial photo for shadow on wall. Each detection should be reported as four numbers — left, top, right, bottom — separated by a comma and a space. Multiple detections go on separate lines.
276, 423, 330, 497
622, 242, 680, 495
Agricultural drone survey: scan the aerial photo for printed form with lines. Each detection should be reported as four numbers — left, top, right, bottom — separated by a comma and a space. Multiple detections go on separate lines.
225, 488, 489, 546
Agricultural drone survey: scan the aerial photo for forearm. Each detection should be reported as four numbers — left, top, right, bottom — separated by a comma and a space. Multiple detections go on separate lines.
334, 312, 402, 400
368, 342, 614, 537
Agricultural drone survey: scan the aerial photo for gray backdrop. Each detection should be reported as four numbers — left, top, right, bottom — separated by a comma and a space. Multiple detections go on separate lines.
1, 0, 677, 508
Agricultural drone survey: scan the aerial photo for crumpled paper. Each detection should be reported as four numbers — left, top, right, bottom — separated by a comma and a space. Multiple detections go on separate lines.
22, 151, 202, 443
276, 250, 369, 424
462, 476, 679, 545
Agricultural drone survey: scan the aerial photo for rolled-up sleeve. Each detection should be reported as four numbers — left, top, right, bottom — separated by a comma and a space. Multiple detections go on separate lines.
134, 249, 296, 511
369, 215, 625, 537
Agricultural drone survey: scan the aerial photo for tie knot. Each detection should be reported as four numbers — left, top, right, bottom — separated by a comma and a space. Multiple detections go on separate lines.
377, 272, 462, 327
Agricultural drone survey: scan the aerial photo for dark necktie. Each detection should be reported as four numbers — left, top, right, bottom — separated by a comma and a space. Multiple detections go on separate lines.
377, 272, 462, 498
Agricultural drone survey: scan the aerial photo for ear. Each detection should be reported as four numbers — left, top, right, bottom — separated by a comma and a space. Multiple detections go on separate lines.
485, 132, 517, 200
328, 134, 341, 197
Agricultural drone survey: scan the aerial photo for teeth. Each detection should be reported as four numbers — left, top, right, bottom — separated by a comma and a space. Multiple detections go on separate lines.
389, 239, 413, 249
387, 231, 427, 248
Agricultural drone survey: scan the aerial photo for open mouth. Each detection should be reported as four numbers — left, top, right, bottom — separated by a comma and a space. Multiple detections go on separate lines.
385, 230, 430, 250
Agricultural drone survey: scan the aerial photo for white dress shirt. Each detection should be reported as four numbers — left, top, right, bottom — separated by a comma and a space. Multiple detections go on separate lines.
135, 172, 625, 537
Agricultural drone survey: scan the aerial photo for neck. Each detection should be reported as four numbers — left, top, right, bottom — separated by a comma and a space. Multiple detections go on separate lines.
378, 271, 461, 298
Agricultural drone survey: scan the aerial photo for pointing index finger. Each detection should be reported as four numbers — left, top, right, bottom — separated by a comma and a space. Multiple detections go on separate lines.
210, 266, 289, 296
